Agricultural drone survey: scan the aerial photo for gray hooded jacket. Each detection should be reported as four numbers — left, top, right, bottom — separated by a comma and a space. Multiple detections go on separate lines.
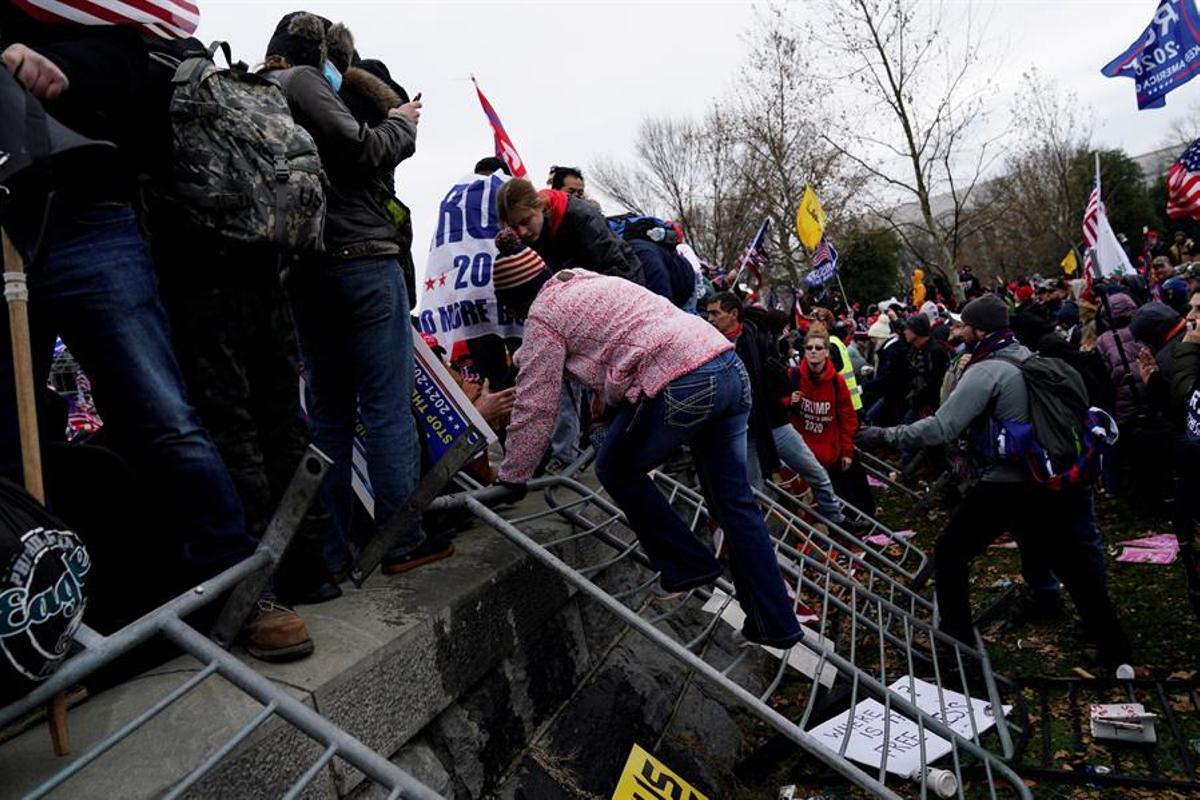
882, 341, 1032, 482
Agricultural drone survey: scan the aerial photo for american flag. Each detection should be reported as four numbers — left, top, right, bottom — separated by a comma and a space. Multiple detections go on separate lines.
12, 0, 199, 39
1082, 186, 1101, 247
1167, 138, 1200, 220
736, 218, 770, 290
1081, 185, 1102, 274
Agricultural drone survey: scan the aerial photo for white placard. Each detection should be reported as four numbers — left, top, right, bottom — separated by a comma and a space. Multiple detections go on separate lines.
808, 676, 1010, 777
701, 589, 838, 688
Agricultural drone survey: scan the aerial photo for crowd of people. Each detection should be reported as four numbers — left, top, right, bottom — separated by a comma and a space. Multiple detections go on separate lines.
2, 5, 1198, 683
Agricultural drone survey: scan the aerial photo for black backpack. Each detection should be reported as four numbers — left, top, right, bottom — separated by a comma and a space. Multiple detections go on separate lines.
1018, 355, 1090, 472
159, 41, 326, 252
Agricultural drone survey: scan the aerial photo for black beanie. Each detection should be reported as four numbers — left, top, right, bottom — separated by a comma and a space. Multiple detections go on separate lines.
265, 12, 327, 68
960, 294, 1009, 332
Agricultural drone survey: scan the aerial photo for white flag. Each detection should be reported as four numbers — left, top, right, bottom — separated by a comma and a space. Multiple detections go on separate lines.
1090, 207, 1134, 278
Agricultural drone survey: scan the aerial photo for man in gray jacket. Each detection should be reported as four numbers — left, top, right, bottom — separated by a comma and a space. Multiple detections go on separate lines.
857, 295, 1130, 665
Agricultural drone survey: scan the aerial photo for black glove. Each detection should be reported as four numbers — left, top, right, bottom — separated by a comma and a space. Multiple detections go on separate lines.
497, 480, 527, 503
855, 426, 888, 450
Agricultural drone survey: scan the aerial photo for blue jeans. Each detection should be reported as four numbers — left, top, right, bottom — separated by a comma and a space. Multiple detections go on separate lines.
746, 425, 845, 522
288, 257, 421, 571
595, 351, 802, 646
0, 203, 254, 578
550, 380, 583, 463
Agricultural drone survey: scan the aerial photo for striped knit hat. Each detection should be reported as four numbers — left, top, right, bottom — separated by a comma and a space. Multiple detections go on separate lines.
493, 229, 550, 291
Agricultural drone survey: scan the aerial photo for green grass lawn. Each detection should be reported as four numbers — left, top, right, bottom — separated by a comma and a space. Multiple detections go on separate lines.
732, 477, 1200, 799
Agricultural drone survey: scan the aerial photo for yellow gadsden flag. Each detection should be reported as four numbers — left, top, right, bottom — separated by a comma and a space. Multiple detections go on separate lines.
795, 185, 827, 250
1061, 249, 1078, 275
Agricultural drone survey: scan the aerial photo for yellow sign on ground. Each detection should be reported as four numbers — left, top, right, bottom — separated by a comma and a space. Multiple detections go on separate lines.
611, 743, 709, 800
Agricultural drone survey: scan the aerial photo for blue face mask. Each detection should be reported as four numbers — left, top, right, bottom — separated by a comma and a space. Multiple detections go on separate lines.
322, 61, 343, 93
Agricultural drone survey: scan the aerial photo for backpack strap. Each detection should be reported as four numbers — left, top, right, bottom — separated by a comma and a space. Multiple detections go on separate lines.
206, 41, 233, 67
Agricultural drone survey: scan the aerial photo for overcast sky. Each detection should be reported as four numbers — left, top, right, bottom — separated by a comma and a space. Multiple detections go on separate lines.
195, 1, 1194, 258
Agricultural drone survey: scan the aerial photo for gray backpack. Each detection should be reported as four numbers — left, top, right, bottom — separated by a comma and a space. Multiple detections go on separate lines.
166, 42, 325, 252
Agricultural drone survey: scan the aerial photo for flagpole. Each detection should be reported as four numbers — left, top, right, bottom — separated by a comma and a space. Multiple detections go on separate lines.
834, 271, 853, 316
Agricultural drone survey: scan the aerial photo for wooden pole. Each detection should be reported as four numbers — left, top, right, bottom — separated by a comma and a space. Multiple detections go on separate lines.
2, 228, 69, 756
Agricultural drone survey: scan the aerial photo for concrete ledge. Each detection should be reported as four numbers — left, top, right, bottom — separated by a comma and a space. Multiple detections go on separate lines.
0, 491, 583, 800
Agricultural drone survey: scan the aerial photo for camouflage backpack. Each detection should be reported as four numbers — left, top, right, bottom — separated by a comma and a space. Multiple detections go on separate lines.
165, 42, 325, 252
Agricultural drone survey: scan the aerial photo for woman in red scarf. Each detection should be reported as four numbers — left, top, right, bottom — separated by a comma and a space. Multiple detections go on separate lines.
789, 326, 876, 514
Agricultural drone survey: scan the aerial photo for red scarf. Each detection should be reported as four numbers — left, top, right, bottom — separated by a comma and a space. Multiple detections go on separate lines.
723, 322, 744, 342
539, 189, 569, 236
1165, 317, 1188, 347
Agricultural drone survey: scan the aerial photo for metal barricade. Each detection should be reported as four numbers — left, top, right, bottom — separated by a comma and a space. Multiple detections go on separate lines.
0, 447, 443, 800
433, 470, 1030, 800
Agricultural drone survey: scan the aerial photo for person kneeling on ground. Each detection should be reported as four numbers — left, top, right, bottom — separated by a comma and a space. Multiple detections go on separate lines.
490, 229, 803, 648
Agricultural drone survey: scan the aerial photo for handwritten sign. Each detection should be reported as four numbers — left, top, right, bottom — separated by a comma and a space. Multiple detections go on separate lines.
611, 744, 708, 800
809, 677, 1010, 776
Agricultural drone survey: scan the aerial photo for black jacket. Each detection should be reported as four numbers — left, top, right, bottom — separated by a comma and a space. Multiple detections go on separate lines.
0, 8, 149, 202
627, 240, 693, 307
533, 197, 646, 285
862, 336, 910, 409
1012, 302, 1055, 349
907, 338, 951, 412
733, 319, 791, 475
270, 65, 416, 259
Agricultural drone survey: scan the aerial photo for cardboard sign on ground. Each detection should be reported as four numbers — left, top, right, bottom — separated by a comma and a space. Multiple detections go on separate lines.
808, 676, 1010, 777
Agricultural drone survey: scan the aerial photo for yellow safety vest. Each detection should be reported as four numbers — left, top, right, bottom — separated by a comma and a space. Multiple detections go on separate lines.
830, 336, 863, 411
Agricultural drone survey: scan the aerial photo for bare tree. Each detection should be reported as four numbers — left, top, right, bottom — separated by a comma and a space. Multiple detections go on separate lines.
971, 68, 1093, 280
737, 6, 862, 287
591, 112, 760, 271
802, 0, 1004, 300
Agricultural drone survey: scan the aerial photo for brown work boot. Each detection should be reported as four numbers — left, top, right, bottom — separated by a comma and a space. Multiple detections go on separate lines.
241, 599, 314, 662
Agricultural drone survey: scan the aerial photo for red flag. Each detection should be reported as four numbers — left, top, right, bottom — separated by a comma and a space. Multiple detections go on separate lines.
471, 76, 527, 179
12, 0, 199, 39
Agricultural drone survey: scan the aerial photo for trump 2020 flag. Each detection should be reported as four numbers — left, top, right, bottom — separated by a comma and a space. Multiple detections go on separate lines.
804, 237, 839, 288
472, 76, 527, 178
12, 0, 198, 39
416, 173, 525, 352
1101, 0, 1200, 110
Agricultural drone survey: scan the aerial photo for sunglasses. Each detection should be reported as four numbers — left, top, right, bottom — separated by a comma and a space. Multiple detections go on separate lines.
805, 344, 827, 351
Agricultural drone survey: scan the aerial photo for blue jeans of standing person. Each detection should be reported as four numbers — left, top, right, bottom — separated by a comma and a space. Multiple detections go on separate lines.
0, 203, 255, 579
595, 350, 802, 647
746, 425, 846, 522
288, 257, 421, 572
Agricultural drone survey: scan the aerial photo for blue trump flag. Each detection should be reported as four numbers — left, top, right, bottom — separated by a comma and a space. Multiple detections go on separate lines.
804, 237, 839, 288
1102, 0, 1200, 110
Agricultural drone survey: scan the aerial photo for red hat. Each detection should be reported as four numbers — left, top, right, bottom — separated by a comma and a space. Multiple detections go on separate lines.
1015, 284, 1033, 302
450, 340, 470, 364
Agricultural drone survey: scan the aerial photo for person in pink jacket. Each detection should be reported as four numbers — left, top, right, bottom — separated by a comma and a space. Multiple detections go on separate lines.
491, 230, 803, 647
